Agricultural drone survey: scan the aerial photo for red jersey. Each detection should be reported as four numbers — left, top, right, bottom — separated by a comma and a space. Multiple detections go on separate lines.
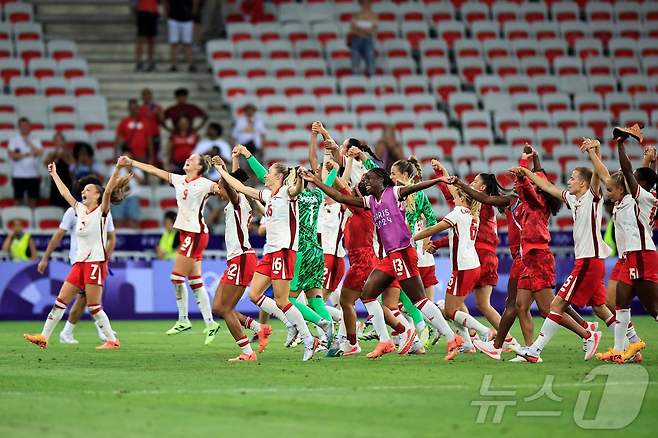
506, 196, 523, 259
139, 102, 162, 136
515, 176, 551, 253
137, 0, 159, 13
170, 132, 199, 165
116, 116, 155, 159
341, 188, 374, 254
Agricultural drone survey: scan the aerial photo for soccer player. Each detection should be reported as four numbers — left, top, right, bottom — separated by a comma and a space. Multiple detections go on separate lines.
215, 156, 320, 361
122, 154, 221, 344
586, 126, 657, 362
24, 159, 130, 349
511, 140, 612, 362
37, 175, 117, 344
210, 156, 270, 362
390, 157, 436, 343
301, 168, 461, 360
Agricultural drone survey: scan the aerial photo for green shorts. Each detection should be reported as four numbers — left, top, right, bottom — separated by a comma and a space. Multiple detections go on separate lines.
290, 244, 325, 292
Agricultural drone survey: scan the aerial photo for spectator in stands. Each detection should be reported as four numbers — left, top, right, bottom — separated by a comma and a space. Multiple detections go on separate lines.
193, 122, 231, 159
349, 0, 378, 77
70, 142, 103, 181
9, 117, 43, 208
166, 115, 199, 172
43, 132, 74, 208
134, 0, 160, 72
231, 103, 266, 158
156, 211, 179, 260
111, 149, 144, 229
165, 0, 198, 72
139, 88, 163, 159
374, 124, 405, 172
115, 98, 155, 163
163, 88, 208, 132
2, 218, 37, 262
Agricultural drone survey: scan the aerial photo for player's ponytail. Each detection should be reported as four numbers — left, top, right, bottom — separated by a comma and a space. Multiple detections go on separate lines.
198, 155, 213, 176
479, 173, 509, 213
349, 137, 381, 162
456, 187, 481, 222
109, 174, 133, 205
368, 168, 395, 188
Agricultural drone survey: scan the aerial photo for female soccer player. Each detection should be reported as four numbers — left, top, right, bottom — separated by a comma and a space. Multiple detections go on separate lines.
215, 156, 320, 361
24, 159, 130, 349
210, 156, 270, 362
586, 127, 657, 362
512, 140, 612, 362
390, 157, 436, 340
301, 168, 461, 360
122, 153, 221, 345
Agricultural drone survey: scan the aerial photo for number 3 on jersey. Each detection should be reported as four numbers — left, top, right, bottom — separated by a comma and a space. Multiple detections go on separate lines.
392, 258, 405, 276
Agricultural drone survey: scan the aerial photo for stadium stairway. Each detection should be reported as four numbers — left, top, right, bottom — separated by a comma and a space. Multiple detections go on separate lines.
31, 0, 229, 129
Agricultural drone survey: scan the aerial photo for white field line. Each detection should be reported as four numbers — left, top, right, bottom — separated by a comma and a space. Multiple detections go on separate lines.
0, 381, 655, 397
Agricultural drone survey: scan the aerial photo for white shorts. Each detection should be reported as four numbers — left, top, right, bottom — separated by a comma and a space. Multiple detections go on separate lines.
168, 19, 193, 44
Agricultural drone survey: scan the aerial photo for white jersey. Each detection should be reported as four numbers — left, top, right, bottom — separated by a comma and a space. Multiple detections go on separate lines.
60, 207, 115, 264
319, 202, 347, 257
342, 155, 367, 187
613, 185, 658, 255
224, 193, 254, 260
562, 188, 611, 260
414, 219, 436, 268
169, 173, 215, 233
73, 203, 108, 263
442, 206, 480, 271
259, 187, 299, 254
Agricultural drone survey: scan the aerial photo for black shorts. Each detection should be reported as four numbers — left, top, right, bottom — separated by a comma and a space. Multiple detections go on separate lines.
137, 11, 159, 37
12, 177, 39, 200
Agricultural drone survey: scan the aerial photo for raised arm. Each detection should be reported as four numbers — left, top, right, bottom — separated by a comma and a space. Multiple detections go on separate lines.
398, 177, 442, 199
236, 144, 267, 184
431, 159, 457, 206
522, 169, 564, 201
287, 168, 304, 198
101, 164, 122, 216
308, 123, 320, 174
47, 162, 77, 208
231, 147, 240, 172
213, 157, 260, 200
127, 157, 170, 182
450, 177, 513, 208
300, 170, 364, 208
618, 138, 639, 195
582, 141, 610, 182
510, 167, 545, 209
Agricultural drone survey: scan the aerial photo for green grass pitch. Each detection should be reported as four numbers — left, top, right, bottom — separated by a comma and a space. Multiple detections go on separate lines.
0, 317, 656, 438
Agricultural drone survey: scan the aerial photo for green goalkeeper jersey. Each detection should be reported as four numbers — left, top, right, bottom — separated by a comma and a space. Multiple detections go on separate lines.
296, 188, 324, 249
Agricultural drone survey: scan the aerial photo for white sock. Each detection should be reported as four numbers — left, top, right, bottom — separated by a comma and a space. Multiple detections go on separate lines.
415, 319, 427, 333
415, 298, 455, 341
61, 320, 75, 336
94, 320, 106, 340
329, 290, 340, 306
531, 313, 562, 353
297, 292, 308, 305
392, 309, 412, 332
283, 302, 312, 338
363, 299, 391, 342
41, 299, 67, 339
326, 305, 342, 322
237, 336, 254, 355
255, 294, 292, 327
189, 276, 214, 325
627, 321, 640, 343
244, 317, 261, 332
456, 326, 473, 348
615, 309, 631, 351
453, 310, 490, 338
171, 273, 189, 323
89, 304, 116, 342
338, 318, 347, 338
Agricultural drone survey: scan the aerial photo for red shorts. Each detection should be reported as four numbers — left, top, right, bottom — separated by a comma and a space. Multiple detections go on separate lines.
178, 230, 209, 261
418, 265, 438, 288
625, 250, 658, 283
344, 248, 376, 291
475, 247, 499, 288
256, 249, 296, 280
221, 252, 257, 287
446, 267, 481, 297
558, 258, 606, 307
509, 257, 523, 281
374, 246, 420, 281
323, 254, 346, 291
610, 258, 627, 284
518, 248, 555, 291
65, 261, 108, 290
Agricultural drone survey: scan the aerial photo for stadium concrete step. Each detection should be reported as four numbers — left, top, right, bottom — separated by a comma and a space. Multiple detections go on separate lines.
33, 0, 231, 136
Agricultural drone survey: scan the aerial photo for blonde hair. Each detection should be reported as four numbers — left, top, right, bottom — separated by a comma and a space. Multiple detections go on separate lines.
392, 155, 422, 214
455, 187, 482, 221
